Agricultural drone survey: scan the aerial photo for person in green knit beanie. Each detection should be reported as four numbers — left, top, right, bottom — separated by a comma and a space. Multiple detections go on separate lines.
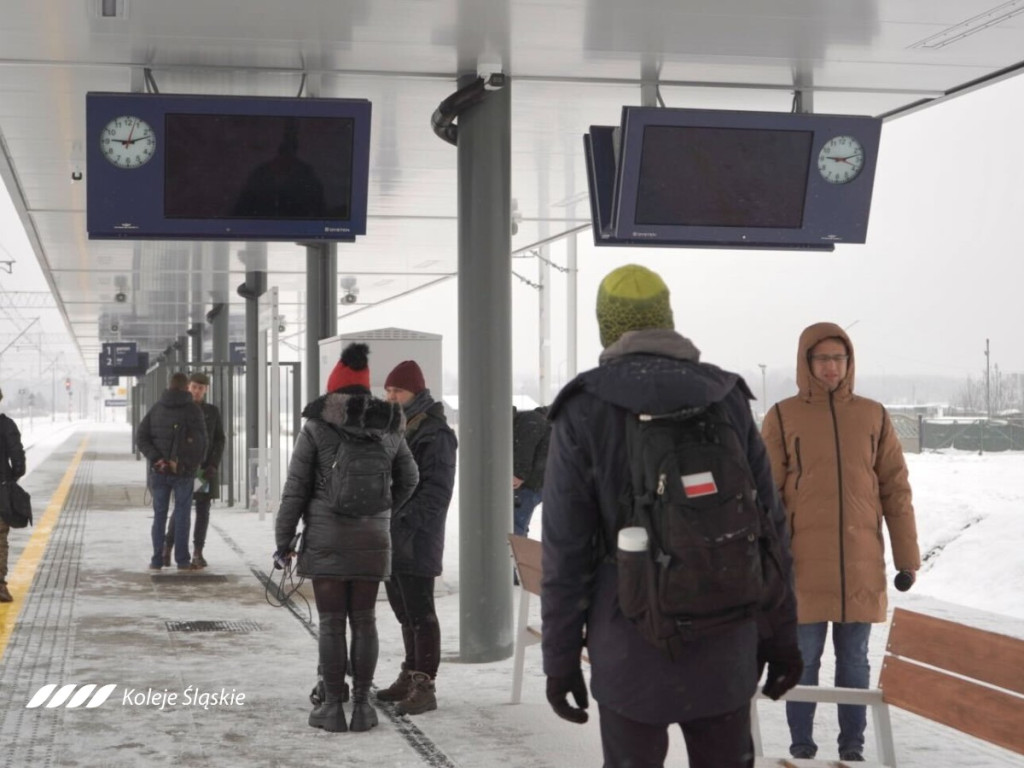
595, 264, 675, 348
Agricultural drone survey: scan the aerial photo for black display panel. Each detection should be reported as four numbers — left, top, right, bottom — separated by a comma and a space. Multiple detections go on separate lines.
635, 126, 813, 229
164, 114, 354, 220
87, 93, 371, 241
584, 107, 882, 250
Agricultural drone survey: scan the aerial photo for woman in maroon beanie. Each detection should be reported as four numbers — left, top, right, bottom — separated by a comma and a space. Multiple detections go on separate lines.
376, 359, 458, 716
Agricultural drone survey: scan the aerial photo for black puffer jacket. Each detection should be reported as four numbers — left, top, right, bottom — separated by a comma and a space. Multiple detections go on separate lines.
0, 413, 26, 481
275, 391, 419, 580
391, 393, 458, 577
136, 389, 208, 475
512, 407, 549, 491
541, 329, 797, 725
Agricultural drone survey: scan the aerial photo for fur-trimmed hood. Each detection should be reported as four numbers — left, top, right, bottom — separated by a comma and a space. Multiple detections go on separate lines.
301, 391, 406, 435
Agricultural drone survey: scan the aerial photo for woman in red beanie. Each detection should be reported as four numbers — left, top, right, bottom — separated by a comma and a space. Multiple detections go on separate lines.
275, 342, 419, 733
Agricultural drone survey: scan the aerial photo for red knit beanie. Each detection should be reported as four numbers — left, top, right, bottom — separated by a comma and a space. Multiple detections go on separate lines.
384, 360, 425, 394
326, 343, 371, 392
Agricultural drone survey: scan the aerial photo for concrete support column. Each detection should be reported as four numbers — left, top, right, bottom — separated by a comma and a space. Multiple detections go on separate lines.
457, 75, 514, 663
305, 242, 337, 402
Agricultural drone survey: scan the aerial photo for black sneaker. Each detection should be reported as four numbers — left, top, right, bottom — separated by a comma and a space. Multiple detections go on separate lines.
839, 752, 864, 762
791, 746, 816, 759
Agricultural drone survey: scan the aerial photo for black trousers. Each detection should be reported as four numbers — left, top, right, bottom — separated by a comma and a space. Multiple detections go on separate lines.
598, 701, 754, 768
384, 572, 440, 678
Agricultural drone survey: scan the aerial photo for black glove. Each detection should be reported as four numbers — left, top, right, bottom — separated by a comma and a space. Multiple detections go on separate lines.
894, 570, 916, 592
546, 668, 589, 724
759, 643, 804, 701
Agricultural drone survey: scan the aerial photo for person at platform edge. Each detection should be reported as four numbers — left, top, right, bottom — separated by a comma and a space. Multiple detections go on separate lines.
540, 264, 802, 768
136, 372, 207, 571
0, 387, 27, 603
163, 371, 226, 569
274, 343, 418, 733
377, 359, 458, 717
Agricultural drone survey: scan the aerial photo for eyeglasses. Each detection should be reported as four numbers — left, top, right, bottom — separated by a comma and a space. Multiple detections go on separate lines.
810, 354, 849, 365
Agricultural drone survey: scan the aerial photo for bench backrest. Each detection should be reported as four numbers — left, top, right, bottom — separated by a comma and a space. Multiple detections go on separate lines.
880, 607, 1024, 756
508, 534, 542, 596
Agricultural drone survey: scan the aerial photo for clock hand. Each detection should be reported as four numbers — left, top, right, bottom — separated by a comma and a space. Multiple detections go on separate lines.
827, 154, 862, 165
125, 120, 137, 145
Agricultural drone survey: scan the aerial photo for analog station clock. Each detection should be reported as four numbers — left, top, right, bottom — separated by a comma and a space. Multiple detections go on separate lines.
100, 115, 156, 169
817, 135, 864, 184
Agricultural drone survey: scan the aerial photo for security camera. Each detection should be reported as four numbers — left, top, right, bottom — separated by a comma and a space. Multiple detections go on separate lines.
110, 321, 120, 333
277, 319, 287, 333
342, 292, 357, 304
114, 291, 127, 303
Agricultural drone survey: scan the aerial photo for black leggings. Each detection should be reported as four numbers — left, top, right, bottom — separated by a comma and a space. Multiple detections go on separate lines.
312, 577, 380, 616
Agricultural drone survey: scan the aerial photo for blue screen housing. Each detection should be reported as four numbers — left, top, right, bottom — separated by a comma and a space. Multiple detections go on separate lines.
585, 107, 882, 250
87, 92, 371, 241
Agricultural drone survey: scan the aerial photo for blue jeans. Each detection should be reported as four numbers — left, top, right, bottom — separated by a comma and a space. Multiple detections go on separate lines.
149, 472, 195, 568
513, 487, 542, 537
787, 621, 872, 758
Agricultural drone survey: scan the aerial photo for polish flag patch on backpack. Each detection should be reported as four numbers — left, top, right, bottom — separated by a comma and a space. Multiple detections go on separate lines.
681, 471, 718, 498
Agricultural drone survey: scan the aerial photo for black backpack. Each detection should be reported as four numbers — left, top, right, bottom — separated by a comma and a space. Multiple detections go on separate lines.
322, 428, 393, 517
616, 401, 784, 661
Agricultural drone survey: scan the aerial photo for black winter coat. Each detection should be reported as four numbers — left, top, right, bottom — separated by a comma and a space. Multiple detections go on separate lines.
275, 391, 419, 580
136, 389, 208, 476
541, 329, 797, 725
512, 407, 549, 491
194, 401, 226, 501
391, 397, 458, 577
0, 413, 26, 481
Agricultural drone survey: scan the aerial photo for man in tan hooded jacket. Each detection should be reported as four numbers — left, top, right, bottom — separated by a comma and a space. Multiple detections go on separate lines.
761, 322, 920, 762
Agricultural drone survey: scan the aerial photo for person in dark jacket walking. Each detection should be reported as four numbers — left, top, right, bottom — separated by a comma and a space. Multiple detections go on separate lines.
0, 388, 26, 603
137, 372, 207, 571
164, 371, 226, 569
541, 265, 802, 768
275, 343, 418, 734
377, 360, 458, 716
512, 405, 548, 537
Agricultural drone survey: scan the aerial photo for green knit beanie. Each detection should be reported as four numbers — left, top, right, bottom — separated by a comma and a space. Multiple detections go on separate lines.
596, 264, 674, 348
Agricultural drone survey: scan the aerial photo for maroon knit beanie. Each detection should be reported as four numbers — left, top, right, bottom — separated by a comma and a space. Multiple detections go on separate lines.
384, 360, 425, 394
326, 343, 371, 392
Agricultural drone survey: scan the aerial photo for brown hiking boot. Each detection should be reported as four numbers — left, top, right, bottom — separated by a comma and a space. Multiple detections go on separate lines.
191, 548, 207, 569
375, 667, 412, 703
394, 672, 436, 716
0, 582, 12, 602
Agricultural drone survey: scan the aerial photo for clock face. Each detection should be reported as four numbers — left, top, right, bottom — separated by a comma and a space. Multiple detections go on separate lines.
817, 135, 864, 184
100, 116, 156, 169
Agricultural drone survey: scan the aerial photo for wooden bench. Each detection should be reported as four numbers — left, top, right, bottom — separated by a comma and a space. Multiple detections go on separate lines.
752, 607, 1024, 767
508, 533, 545, 705
507, 533, 590, 705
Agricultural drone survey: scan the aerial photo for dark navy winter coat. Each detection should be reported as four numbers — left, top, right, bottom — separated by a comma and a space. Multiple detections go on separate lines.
391, 396, 458, 577
512, 406, 549, 491
136, 388, 208, 476
541, 328, 797, 725
275, 391, 418, 580
0, 414, 26, 481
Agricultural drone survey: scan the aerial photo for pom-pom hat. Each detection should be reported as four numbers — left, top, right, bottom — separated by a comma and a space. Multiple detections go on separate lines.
326, 343, 371, 392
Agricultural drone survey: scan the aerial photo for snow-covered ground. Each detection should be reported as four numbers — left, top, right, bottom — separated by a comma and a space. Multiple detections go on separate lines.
11, 419, 1024, 766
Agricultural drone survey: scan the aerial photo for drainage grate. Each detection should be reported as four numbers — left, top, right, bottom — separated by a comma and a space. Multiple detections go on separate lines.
165, 620, 265, 633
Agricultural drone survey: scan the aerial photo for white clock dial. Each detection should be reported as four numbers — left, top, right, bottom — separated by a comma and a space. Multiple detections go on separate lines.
817, 135, 864, 184
100, 116, 156, 169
